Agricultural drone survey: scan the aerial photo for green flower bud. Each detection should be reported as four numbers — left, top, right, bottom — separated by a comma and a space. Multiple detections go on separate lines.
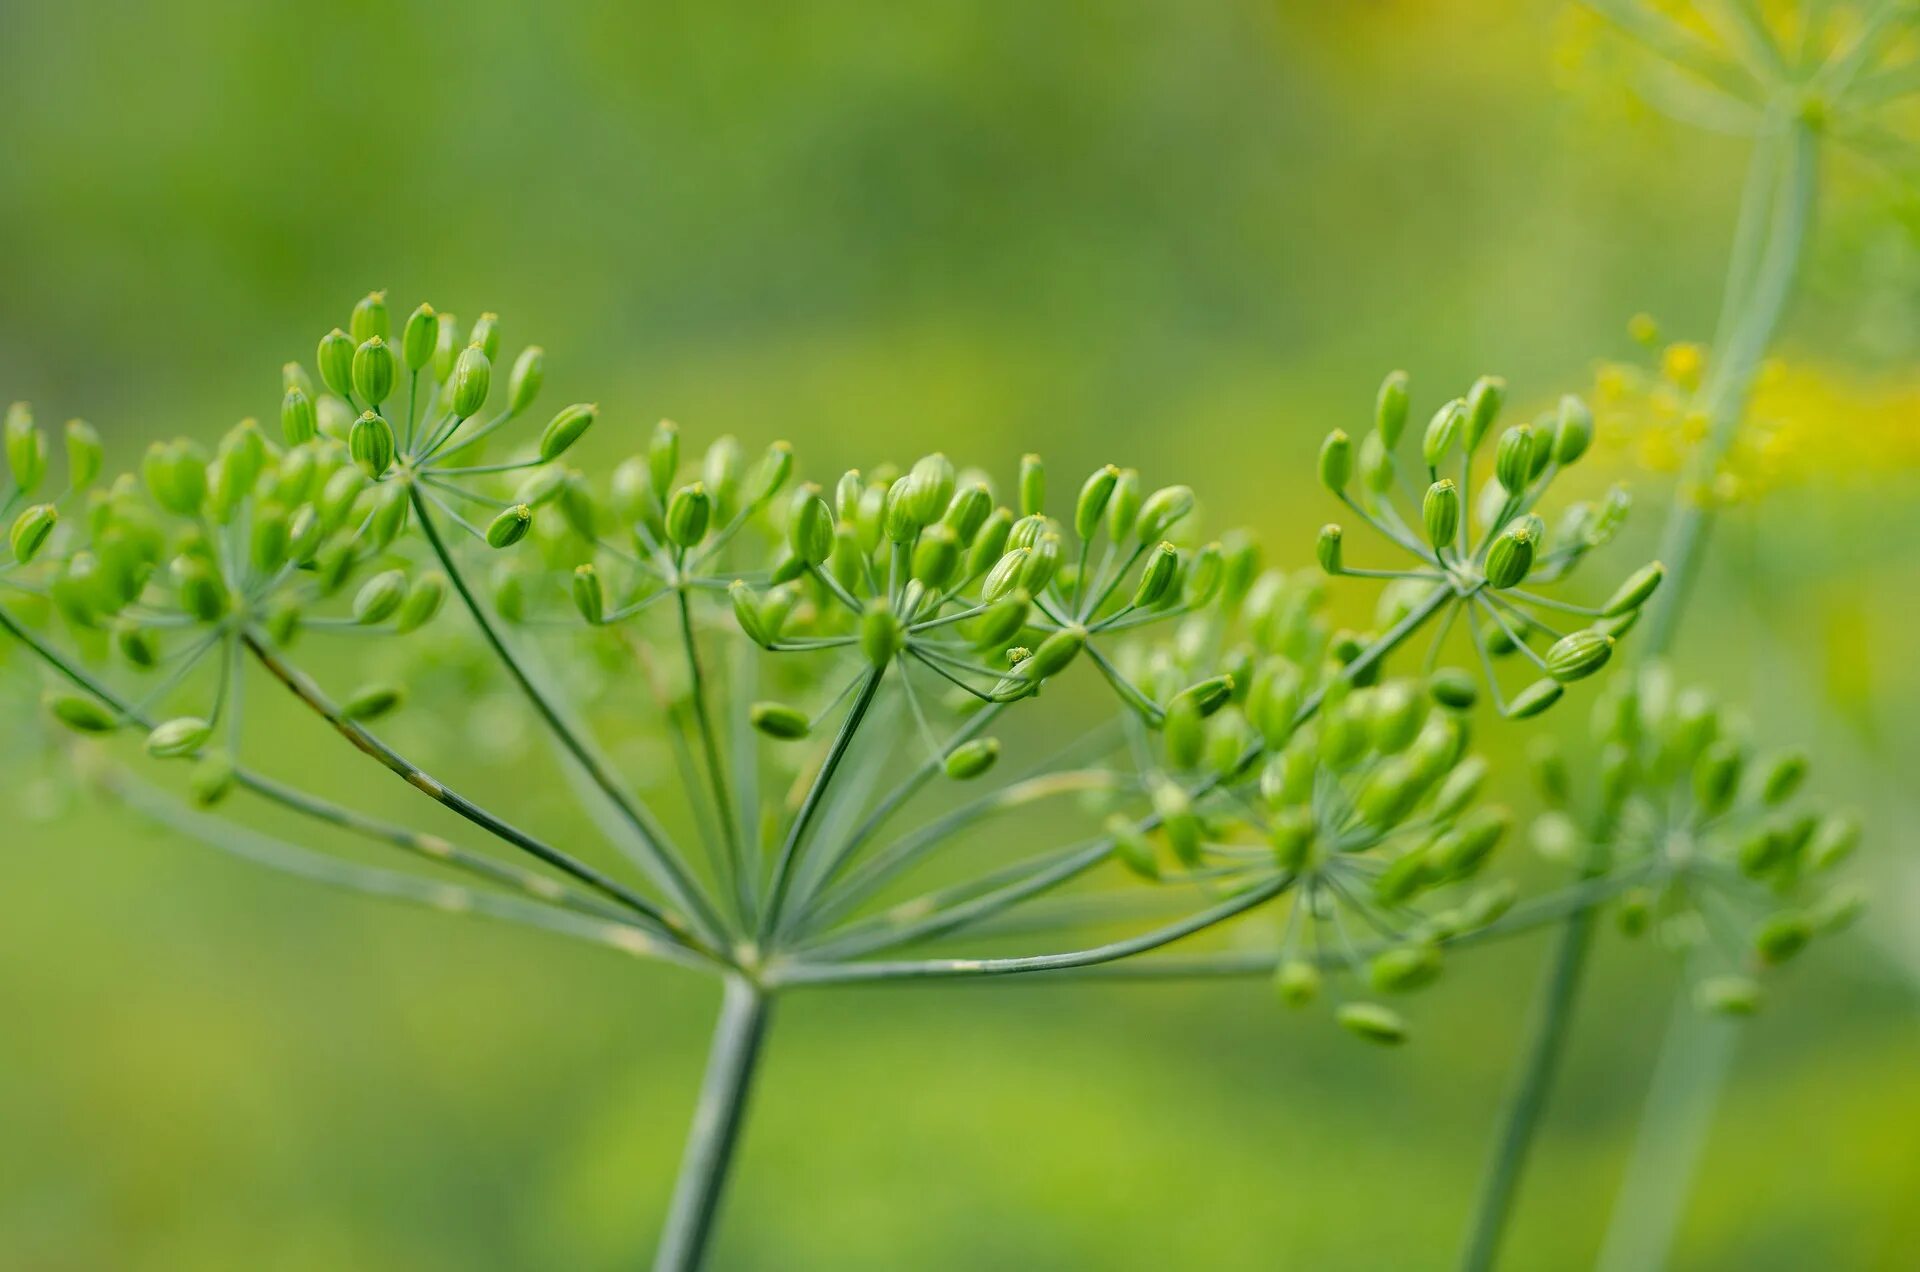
486, 504, 533, 549
1756, 749, 1808, 805
1136, 485, 1195, 542
1506, 678, 1563, 719
1370, 944, 1442, 994
116, 623, 159, 668
730, 580, 772, 646
316, 466, 366, 532
1431, 754, 1489, 819
1554, 394, 1594, 464
1164, 698, 1204, 768
45, 691, 118, 733
401, 303, 437, 371
342, 684, 404, 721
1171, 674, 1236, 720
352, 337, 397, 406
1805, 812, 1860, 871
1022, 628, 1085, 681
1493, 424, 1534, 492
1151, 779, 1201, 866
1357, 757, 1427, 829
861, 601, 904, 666
350, 290, 390, 344
1248, 660, 1305, 748
1131, 541, 1178, 608
1318, 430, 1352, 492
247, 503, 289, 574
281, 384, 318, 445
913, 523, 962, 590
750, 701, 812, 740
451, 344, 491, 417
1006, 513, 1048, 552
172, 556, 227, 622
526, 402, 595, 463
146, 716, 212, 759
1359, 430, 1395, 494
665, 484, 711, 548
65, 419, 102, 489
1545, 629, 1613, 683
1107, 468, 1141, 541
466, 312, 500, 361
944, 737, 1002, 780
492, 570, 526, 624
966, 508, 1014, 579
648, 420, 680, 503
1183, 541, 1224, 605
788, 492, 835, 567
1110, 814, 1159, 881
1460, 879, 1518, 930
432, 312, 460, 381
940, 483, 993, 545
1018, 453, 1045, 517
1336, 1002, 1408, 1046
285, 505, 325, 564
1464, 375, 1505, 451
1434, 807, 1509, 879
1428, 667, 1477, 709
4, 403, 43, 495
1805, 885, 1864, 935
496, 344, 544, 415
1421, 399, 1464, 469
568, 563, 606, 625
1693, 739, 1743, 816
1369, 679, 1428, 754
353, 569, 408, 624
969, 589, 1029, 652
349, 411, 395, 478
1754, 911, 1811, 965
747, 441, 795, 508
1274, 959, 1322, 1008
189, 749, 237, 807
1074, 465, 1120, 539
883, 479, 926, 545
10, 503, 56, 562
904, 453, 955, 527
1376, 370, 1410, 448
1695, 975, 1762, 1017
1484, 523, 1535, 589
1602, 562, 1664, 616
317, 329, 356, 399
983, 548, 1030, 602
1264, 806, 1315, 871
1316, 524, 1343, 574
396, 572, 447, 633
1422, 479, 1459, 549
361, 482, 409, 551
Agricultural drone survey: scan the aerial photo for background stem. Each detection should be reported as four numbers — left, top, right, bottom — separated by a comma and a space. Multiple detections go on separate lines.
654, 977, 772, 1272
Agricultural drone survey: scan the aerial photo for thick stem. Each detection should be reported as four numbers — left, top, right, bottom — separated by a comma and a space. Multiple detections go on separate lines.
654, 977, 772, 1272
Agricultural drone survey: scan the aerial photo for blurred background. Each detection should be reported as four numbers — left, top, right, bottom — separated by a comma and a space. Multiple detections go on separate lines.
2, 1, 1917, 1267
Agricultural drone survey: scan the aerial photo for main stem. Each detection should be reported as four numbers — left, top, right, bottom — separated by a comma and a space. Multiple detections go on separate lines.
1457, 115, 1816, 1271
655, 977, 773, 1272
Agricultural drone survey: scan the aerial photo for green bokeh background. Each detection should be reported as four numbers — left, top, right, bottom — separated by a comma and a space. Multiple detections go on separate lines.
3, 2, 1917, 1268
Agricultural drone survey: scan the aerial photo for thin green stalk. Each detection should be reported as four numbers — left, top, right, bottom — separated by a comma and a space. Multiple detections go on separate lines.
676, 586, 750, 925
759, 668, 883, 941
654, 976, 772, 1272
1458, 114, 1818, 1271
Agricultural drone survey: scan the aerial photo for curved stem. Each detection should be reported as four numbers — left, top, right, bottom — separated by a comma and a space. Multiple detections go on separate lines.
654, 977, 771, 1272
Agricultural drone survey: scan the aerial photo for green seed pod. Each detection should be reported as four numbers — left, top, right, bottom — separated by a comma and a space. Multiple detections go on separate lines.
1460, 879, 1518, 929
282, 385, 318, 446
1484, 523, 1535, 589
1316, 524, 1343, 575
944, 737, 1002, 780
969, 589, 1030, 652
286, 505, 324, 563
570, 563, 606, 625
789, 492, 835, 566
1171, 674, 1236, 720
1431, 754, 1489, 819
1493, 424, 1534, 492
1374, 844, 1432, 905
451, 345, 491, 417
1464, 375, 1505, 451
1435, 806, 1509, 879
189, 749, 237, 807
1754, 911, 1811, 965
350, 290, 390, 344
750, 701, 812, 740
730, 580, 773, 646
1133, 541, 1179, 607
1318, 430, 1352, 492
272, 444, 319, 506
1758, 749, 1808, 805
1806, 884, 1864, 935
486, 504, 534, 549
1151, 779, 1201, 866
1267, 806, 1316, 871
1017, 453, 1045, 517
1421, 399, 1464, 469
983, 548, 1030, 602
1805, 812, 1860, 871
1529, 737, 1570, 807
1273, 959, 1321, 1008
1422, 480, 1459, 550
457, 313, 496, 363
396, 572, 448, 633
1370, 944, 1442, 994
1358, 757, 1427, 829
1589, 484, 1632, 545
349, 411, 395, 478
861, 601, 904, 666
883, 479, 926, 545
317, 329, 355, 399
3, 403, 43, 494
1369, 680, 1428, 754
10, 503, 56, 562
65, 419, 102, 489
491, 570, 525, 624
744, 441, 794, 510
1183, 541, 1224, 605
1544, 630, 1613, 683
940, 483, 993, 545
1073, 465, 1120, 539
352, 337, 397, 406
665, 484, 711, 548
1248, 659, 1305, 748
360, 481, 408, 552
353, 569, 408, 625
496, 344, 544, 415
45, 691, 118, 733
1164, 698, 1205, 769
1376, 369, 1410, 448
1554, 394, 1594, 464
1602, 562, 1664, 616
1693, 739, 1743, 816
116, 623, 159, 668
146, 716, 212, 759
343, 684, 404, 722
401, 303, 437, 371
172, 556, 227, 622
903, 452, 955, 528
1506, 678, 1563, 719
1109, 814, 1159, 881
913, 523, 962, 590
966, 508, 1014, 579
1695, 975, 1762, 1017
1006, 513, 1048, 552
248, 503, 289, 574
432, 313, 460, 381
1136, 485, 1195, 542
538, 403, 596, 462
1358, 430, 1395, 495
1336, 1002, 1408, 1046
1023, 628, 1085, 681
1428, 667, 1477, 709
647, 420, 681, 504
1107, 468, 1141, 541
